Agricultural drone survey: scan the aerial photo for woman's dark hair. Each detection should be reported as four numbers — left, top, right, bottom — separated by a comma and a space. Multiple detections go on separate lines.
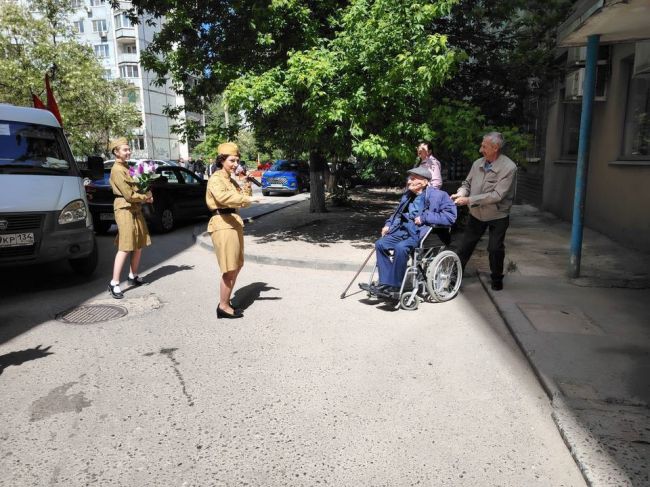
419, 141, 433, 153
215, 154, 228, 169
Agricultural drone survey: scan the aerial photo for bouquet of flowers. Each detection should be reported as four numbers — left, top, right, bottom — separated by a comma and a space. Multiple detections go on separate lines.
129, 160, 160, 193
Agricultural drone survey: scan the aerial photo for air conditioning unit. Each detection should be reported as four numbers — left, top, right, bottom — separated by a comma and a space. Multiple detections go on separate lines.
567, 46, 587, 65
633, 40, 650, 78
99, 30, 108, 40
564, 67, 607, 102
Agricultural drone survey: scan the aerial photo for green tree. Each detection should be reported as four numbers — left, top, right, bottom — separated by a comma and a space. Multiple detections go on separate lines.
0, 0, 141, 156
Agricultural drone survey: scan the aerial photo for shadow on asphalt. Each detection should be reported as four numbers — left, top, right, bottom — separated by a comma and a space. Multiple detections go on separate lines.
231, 282, 281, 311
0, 344, 54, 376
0, 219, 204, 347
247, 190, 399, 247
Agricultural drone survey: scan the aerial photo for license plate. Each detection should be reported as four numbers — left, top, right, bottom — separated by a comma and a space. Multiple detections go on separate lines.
100, 212, 115, 221
270, 184, 285, 188
0, 232, 35, 247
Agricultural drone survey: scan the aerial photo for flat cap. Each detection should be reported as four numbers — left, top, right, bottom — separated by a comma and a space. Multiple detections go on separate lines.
407, 166, 432, 180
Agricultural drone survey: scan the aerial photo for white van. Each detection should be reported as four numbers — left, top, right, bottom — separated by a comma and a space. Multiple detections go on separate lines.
0, 104, 103, 276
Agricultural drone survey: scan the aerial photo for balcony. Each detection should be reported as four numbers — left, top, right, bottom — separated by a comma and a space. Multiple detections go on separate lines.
117, 52, 139, 64
115, 27, 135, 40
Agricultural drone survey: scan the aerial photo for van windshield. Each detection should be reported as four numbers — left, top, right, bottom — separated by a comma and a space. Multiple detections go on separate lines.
0, 121, 75, 176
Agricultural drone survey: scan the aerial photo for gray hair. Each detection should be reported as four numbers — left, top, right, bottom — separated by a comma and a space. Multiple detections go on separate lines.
483, 132, 505, 150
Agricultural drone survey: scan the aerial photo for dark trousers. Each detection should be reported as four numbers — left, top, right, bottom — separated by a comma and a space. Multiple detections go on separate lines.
456, 215, 510, 282
375, 232, 419, 287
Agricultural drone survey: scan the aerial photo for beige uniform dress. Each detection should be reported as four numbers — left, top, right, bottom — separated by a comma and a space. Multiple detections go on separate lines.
206, 170, 252, 272
110, 160, 152, 251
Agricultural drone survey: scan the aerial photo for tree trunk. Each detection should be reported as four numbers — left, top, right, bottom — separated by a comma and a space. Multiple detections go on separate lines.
309, 150, 327, 213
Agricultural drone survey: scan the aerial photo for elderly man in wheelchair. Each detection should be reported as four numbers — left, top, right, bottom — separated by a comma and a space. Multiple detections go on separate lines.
359, 166, 461, 310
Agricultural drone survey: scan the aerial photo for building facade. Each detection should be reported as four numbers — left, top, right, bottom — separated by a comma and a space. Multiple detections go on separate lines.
54, 0, 202, 160
540, 0, 650, 251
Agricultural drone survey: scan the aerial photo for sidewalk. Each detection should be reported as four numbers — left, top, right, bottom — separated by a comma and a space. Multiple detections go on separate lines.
195, 189, 650, 486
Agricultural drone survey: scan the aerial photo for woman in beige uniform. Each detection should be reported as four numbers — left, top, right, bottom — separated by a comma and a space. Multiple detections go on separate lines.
107, 138, 153, 299
206, 142, 258, 319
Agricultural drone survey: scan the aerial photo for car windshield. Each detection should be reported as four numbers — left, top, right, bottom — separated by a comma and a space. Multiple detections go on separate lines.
270, 160, 301, 171
0, 121, 74, 175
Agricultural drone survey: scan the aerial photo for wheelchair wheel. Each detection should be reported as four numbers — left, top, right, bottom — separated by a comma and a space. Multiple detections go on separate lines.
425, 250, 462, 302
399, 291, 419, 311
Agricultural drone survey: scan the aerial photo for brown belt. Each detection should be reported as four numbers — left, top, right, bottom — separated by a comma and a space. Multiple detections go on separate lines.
212, 208, 236, 215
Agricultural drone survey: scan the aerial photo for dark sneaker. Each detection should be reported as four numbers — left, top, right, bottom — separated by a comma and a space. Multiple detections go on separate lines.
108, 283, 124, 299
491, 281, 503, 291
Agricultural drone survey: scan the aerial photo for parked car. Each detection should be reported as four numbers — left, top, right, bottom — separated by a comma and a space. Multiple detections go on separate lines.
85, 161, 210, 233
261, 159, 310, 196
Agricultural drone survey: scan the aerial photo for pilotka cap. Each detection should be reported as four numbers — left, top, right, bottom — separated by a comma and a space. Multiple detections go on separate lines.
217, 142, 240, 157
407, 166, 432, 180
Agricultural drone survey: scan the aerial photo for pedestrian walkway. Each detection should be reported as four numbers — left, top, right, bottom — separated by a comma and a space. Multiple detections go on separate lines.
195, 189, 650, 487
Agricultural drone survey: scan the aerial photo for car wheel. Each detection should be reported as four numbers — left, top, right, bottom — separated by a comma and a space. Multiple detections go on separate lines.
94, 220, 112, 234
262, 190, 270, 196
154, 205, 175, 233
69, 237, 98, 277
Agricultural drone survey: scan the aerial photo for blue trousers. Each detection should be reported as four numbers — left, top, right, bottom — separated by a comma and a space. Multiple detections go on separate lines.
375, 232, 419, 287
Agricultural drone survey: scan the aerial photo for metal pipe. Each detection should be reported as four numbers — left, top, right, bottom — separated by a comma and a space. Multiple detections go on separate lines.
569, 34, 600, 278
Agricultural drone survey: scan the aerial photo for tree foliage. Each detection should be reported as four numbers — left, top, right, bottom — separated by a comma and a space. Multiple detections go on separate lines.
0, 0, 142, 156
125, 0, 570, 185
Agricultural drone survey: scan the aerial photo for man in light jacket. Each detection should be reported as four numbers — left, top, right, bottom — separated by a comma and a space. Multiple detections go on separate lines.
451, 132, 517, 291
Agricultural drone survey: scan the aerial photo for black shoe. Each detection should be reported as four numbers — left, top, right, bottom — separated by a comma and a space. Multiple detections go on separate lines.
491, 281, 503, 291
128, 275, 144, 287
108, 283, 124, 299
217, 306, 243, 319
359, 283, 372, 292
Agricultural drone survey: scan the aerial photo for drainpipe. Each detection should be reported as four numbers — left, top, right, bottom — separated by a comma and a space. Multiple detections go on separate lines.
568, 34, 600, 278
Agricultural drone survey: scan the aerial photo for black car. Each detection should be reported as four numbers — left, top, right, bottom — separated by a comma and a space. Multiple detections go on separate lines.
85, 161, 210, 233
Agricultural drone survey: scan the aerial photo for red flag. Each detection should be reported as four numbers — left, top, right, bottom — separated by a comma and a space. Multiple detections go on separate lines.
45, 74, 63, 126
32, 93, 46, 109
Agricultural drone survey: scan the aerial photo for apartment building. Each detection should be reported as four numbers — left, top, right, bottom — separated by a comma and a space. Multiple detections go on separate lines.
56, 0, 203, 159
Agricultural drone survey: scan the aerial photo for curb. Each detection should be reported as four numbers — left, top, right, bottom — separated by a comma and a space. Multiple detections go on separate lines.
475, 272, 628, 487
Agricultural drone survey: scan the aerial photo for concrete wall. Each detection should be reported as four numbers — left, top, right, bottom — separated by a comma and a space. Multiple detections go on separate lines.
543, 42, 650, 251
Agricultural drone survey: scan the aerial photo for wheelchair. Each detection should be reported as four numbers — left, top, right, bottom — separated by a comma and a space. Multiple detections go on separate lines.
362, 226, 463, 310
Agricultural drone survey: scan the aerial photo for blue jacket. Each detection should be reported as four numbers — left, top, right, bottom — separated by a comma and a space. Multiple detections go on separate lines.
420, 186, 457, 232
384, 191, 423, 239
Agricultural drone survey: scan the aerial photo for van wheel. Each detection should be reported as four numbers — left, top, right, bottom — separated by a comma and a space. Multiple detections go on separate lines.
69, 237, 98, 277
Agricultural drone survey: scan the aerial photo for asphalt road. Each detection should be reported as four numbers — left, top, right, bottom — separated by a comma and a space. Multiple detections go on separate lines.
0, 198, 585, 486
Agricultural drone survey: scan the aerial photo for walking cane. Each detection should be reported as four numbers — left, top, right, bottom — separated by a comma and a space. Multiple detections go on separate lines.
340, 248, 375, 299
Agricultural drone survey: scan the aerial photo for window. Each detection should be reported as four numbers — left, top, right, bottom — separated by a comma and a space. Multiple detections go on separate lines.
89, 0, 104, 5
102, 69, 112, 79
180, 169, 200, 184
159, 169, 179, 184
561, 100, 581, 159
94, 44, 109, 58
126, 89, 139, 103
70, 0, 83, 7
119, 64, 139, 78
73, 20, 84, 33
92, 19, 107, 32
129, 136, 145, 151
124, 44, 137, 54
114, 12, 132, 29
623, 67, 650, 158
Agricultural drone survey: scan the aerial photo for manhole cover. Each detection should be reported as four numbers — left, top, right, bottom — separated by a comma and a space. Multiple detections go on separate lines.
56, 304, 128, 324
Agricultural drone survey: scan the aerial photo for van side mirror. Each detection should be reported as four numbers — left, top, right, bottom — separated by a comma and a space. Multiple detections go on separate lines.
81, 156, 104, 180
